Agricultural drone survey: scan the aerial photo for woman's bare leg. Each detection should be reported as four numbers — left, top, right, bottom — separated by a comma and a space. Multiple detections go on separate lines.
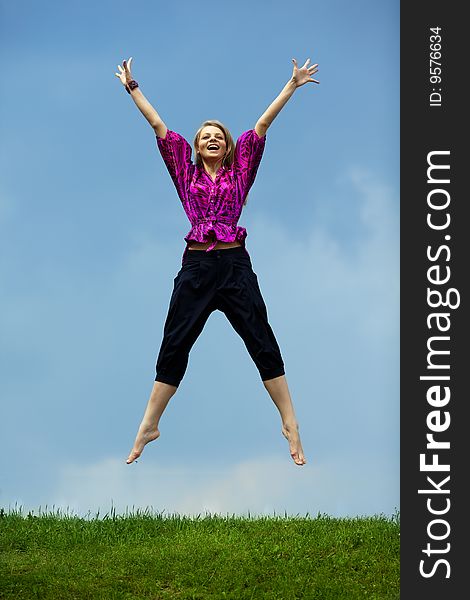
126, 381, 177, 464
263, 375, 306, 466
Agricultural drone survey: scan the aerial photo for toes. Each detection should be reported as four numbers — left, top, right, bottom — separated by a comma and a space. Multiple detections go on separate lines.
291, 450, 306, 465
126, 450, 141, 464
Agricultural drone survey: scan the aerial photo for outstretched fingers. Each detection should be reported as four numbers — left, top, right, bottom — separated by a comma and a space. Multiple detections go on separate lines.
115, 57, 134, 82
292, 56, 320, 85
308, 63, 320, 84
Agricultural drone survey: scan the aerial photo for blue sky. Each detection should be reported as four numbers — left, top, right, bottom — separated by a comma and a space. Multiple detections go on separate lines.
0, 0, 399, 517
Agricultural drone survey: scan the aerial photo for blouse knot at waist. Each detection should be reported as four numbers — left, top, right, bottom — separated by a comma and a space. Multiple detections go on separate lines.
185, 218, 247, 252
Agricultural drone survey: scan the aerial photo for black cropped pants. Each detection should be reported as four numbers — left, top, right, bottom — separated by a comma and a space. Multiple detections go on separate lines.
155, 246, 285, 387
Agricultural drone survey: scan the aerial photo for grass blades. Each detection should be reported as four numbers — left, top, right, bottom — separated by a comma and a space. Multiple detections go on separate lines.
0, 507, 400, 599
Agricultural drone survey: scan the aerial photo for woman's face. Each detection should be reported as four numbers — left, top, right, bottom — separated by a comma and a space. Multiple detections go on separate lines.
197, 126, 227, 164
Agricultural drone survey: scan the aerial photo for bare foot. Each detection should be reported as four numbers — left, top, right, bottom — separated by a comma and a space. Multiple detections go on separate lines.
282, 422, 306, 466
126, 426, 160, 464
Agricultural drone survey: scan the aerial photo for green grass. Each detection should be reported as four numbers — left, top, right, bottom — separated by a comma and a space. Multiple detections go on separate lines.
0, 507, 399, 599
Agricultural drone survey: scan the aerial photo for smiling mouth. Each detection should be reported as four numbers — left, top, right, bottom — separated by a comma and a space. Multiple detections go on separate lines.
207, 145, 220, 151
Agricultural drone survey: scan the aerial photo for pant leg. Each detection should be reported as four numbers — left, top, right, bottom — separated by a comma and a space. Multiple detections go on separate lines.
216, 251, 285, 381
155, 258, 216, 386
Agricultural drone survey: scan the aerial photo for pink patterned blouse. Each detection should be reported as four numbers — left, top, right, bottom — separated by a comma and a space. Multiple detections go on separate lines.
156, 128, 266, 258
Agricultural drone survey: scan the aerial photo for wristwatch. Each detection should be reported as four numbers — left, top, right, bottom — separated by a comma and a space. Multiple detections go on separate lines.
125, 80, 139, 94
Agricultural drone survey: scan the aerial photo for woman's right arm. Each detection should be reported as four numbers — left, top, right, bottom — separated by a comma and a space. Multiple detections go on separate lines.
115, 57, 168, 139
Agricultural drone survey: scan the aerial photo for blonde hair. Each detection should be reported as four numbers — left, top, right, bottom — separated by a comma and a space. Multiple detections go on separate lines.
193, 120, 250, 205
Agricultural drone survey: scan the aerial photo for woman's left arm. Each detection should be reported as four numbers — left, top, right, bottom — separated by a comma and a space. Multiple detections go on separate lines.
255, 58, 319, 138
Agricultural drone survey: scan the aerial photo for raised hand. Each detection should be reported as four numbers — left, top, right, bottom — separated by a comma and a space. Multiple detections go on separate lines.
115, 57, 134, 86
291, 57, 319, 87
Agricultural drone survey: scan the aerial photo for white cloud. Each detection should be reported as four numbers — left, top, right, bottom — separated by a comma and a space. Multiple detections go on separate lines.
50, 453, 398, 519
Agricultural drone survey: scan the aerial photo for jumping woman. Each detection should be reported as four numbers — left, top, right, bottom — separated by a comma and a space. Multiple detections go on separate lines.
115, 56, 319, 466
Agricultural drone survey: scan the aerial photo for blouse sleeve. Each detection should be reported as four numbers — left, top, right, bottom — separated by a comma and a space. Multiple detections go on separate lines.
232, 129, 266, 200
156, 130, 193, 202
